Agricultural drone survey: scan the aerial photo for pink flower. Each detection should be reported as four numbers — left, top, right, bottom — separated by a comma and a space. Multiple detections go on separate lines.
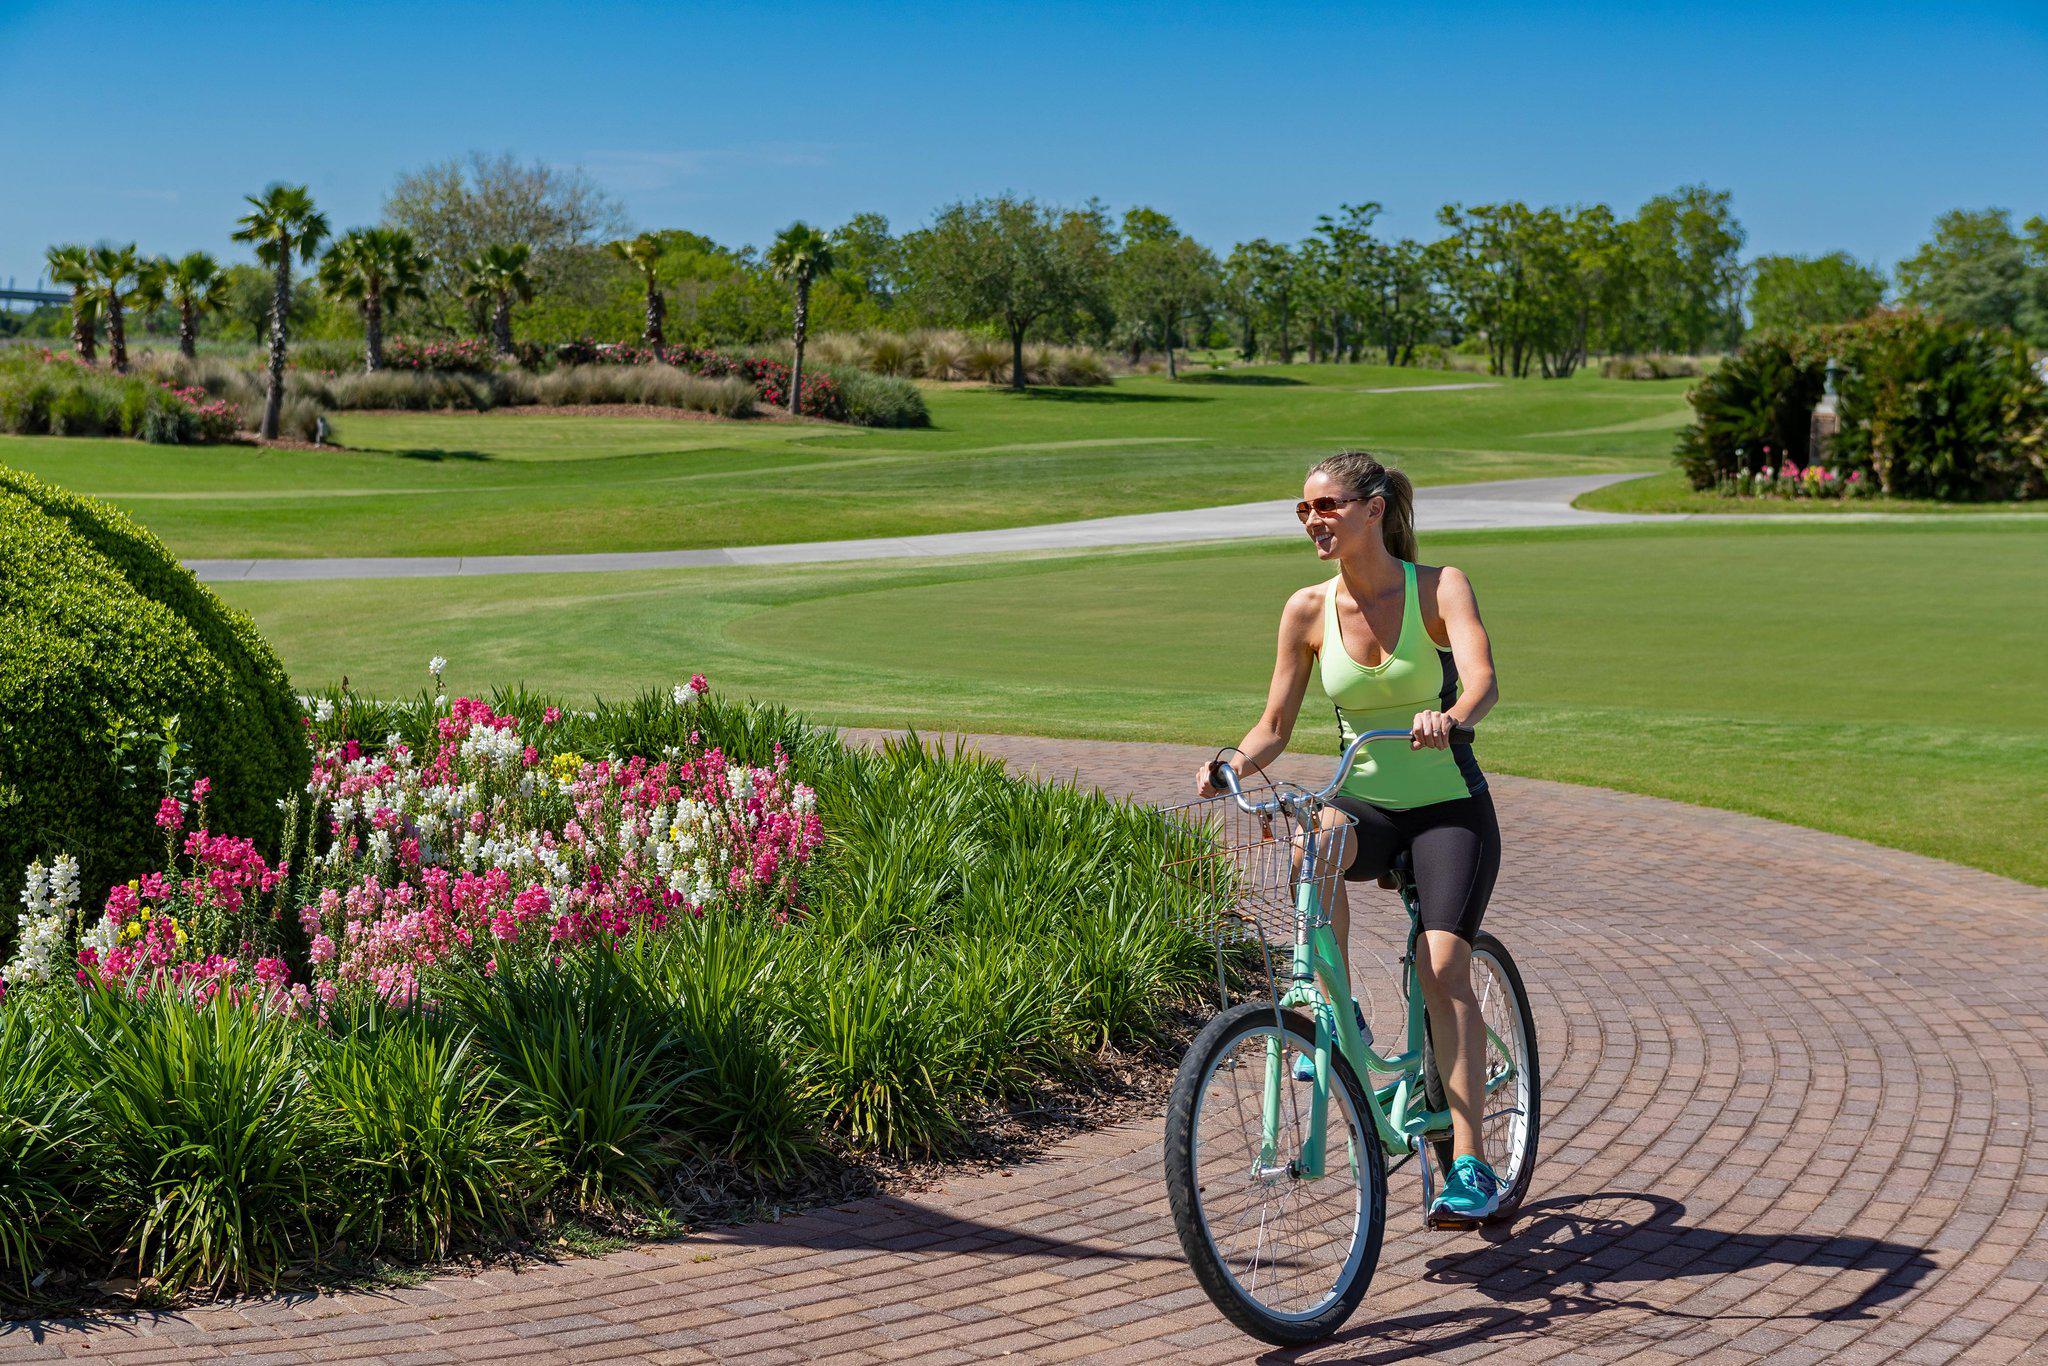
192, 777, 212, 803
542, 706, 562, 725
688, 674, 710, 695
156, 796, 185, 831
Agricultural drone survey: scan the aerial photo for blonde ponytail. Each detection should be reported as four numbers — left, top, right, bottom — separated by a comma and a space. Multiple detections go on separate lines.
1309, 451, 1417, 560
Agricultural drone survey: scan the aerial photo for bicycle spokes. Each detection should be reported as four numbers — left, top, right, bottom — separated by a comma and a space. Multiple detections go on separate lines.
1192, 1023, 1369, 1319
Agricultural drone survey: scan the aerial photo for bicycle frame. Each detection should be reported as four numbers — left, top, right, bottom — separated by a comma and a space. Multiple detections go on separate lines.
1257, 787, 1518, 1181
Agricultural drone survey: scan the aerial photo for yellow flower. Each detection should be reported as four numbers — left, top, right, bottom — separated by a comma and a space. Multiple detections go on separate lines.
551, 753, 585, 785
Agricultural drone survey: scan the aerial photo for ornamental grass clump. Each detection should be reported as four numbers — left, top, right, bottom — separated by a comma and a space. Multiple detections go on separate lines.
71, 986, 333, 1293
0, 994, 103, 1291
306, 1014, 553, 1260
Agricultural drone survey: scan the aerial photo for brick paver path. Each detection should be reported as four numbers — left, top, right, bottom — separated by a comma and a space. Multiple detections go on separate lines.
12, 734, 2047, 1363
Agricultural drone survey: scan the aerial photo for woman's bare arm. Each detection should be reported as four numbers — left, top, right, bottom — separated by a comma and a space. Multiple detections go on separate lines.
1413, 565, 1498, 749
1197, 586, 1322, 794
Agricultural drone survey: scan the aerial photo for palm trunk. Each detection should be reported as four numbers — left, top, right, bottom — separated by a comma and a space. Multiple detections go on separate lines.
492, 293, 513, 356
364, 288, 384, 372
178, 301, 198, 359
1163, 312, 1178, 379
787, 275, 810, 415
645, 280, 665, 349
108, 299, 129, 374
262, 255, 290, 440
1009, 321, 1027, 390
70, 287, 97, 363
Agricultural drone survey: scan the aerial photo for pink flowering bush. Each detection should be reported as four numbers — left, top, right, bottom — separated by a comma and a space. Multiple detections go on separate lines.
383, 338, 498, 373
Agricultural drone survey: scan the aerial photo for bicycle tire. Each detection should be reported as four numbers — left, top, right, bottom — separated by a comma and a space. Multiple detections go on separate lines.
1418, 930, 1541, 1219
1164, 1000, 1388, 1346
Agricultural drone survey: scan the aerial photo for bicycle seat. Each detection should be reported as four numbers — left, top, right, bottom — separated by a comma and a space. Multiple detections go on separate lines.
1377, 849, 1412, 891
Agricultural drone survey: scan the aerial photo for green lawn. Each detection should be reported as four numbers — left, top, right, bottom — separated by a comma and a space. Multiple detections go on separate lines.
215, 518, 2048, 886
0, 365, 1691, 560
1580, 469, 2048, 516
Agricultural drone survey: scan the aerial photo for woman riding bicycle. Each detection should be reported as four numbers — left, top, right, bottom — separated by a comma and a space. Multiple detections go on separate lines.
1195, 449, 1505, 1224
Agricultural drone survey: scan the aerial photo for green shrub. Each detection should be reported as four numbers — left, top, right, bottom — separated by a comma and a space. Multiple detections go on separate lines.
0, 992, 103, 1290
1832, 310, 2048, 500
815, 364, 930, 428
288, 338, 364, 372
1674, 332, 1826, 488
72, 989, 336, 1292
309, 1015, 552, 1260
1601, 354, 1703, 380
0, 468, 307, 904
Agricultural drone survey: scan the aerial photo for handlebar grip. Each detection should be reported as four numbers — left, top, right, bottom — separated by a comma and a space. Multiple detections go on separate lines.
1450, 725, 1477, 746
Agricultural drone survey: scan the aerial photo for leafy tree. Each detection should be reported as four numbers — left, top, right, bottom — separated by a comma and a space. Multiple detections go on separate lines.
767, 223, 835, 414
905, 195, 1108, 389
217, 263, 312, 345
460, 243, 535, 355
318, 228, 429, 370
829, 213, 903, 306
44, 243, 97, 363
85, 244, 164, 374
2023, 216, 2048, 348
1895, 209, 2032, 336
1110, 209, 1219, 378
606, 232, 669, 347
232, 183, 331, 438
1622, 185, 1747, 353
1223, 239, 1299, 361
383, 151, 625, 333
162, 251, 229, 359
1747, 252, 1885, 333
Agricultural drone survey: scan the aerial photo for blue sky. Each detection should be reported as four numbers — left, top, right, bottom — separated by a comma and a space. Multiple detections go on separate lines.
1, 1, 2043, 288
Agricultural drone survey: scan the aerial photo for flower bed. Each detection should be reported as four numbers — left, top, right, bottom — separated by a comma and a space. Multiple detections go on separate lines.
1, 674, 1216, 1305
1711, 456, 1872, 500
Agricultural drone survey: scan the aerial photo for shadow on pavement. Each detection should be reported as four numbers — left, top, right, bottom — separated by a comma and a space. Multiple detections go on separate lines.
690, 1190, 1183, 1266
1264, 1190, 1938, 1363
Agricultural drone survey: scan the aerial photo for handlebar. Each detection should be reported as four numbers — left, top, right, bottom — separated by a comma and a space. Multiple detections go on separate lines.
1206, 725, 1476, 816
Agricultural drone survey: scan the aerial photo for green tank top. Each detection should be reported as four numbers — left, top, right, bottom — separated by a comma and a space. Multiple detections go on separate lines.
1318, 560, 1485, 810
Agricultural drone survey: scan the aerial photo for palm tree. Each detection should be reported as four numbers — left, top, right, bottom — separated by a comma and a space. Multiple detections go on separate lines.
86, 244, 164, 374
606, 233, 668, 347
767, 222, 835, 415
319, 228, 429, 371
162, 252, 228, 359
232, 184, 330, 439
460, 244, 534, 357
45, 244, 97, 363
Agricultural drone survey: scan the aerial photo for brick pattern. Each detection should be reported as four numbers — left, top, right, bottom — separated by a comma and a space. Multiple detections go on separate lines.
10, 733, 2046, 1364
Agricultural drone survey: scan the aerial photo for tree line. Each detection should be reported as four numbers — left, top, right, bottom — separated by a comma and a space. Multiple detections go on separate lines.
22, 152, 2048, 408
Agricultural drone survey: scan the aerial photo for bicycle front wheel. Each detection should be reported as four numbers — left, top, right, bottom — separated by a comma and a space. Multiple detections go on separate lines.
1164, 1001, 1387, 1346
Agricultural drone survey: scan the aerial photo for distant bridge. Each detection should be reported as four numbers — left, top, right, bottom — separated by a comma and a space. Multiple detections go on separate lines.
1, 285, 68, 310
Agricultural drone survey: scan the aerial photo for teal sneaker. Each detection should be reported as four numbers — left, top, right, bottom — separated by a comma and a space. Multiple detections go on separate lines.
1429, 1155, 1502, 1224
1293, 1003, 1370, 1081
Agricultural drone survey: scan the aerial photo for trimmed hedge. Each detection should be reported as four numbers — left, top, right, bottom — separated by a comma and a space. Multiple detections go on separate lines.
0, 468, 306, 918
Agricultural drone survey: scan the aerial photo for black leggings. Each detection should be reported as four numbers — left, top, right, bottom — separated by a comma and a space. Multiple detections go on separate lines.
1325, 789, 1501, 942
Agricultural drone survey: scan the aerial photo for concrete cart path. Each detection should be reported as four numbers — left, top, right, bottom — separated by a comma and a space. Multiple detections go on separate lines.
184, 472, 1657, 583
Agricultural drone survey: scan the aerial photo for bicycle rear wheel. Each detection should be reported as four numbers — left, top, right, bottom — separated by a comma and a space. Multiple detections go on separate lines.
1164, 1001, 1387, 1346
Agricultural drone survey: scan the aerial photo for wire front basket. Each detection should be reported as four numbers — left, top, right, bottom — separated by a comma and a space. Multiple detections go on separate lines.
1158, 784, 1357, 953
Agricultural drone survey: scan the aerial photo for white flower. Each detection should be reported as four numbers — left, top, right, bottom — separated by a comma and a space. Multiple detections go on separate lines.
434, 694, 450, 712
672, 685, 689, 707
428, 656, 447, 678
313, 697, 335, 722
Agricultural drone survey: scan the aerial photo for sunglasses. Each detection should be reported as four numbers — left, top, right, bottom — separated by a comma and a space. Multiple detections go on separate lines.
1295, 493, 1373, 524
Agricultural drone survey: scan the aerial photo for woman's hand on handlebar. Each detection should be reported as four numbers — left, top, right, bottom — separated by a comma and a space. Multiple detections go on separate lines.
1411, 709, 1459, 750
1195, 761, 1222, 798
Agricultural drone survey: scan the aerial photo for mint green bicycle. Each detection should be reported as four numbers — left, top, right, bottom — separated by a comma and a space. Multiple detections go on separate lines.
1162, 729, 1540, 1346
